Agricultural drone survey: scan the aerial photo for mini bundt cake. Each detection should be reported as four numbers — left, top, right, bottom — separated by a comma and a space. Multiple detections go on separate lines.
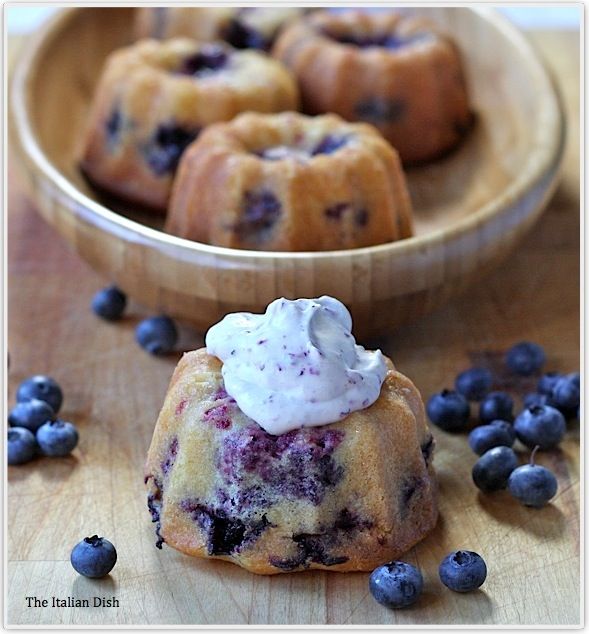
145, 297, 437, 574
134, 7, 311, 51
166, 111, 413, 251
79, 39, 299, 211
273, 10, 472, 164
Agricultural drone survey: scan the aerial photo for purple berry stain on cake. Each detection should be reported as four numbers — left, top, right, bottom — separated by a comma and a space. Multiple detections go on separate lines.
269, 507, 373, 571
355, 97, 406, 124
161, 437, 178, 476
218, 425, 345, 508
203, 389, 237, 430
177, 46, 229, 76
145, 476, 165, 549
324, 29, 429, 50
312, 135, 348, 156
145, 123, 198, 175
324, 203, 369, 227
180, 499, 273, 555
222, 17, 269, 51
105, 108, 123, 150
175, 399, 188, 416
399, 475, 424, 518
233, 190, 281, 240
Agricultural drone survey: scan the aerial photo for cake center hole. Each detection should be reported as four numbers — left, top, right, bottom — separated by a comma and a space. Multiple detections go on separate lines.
323, 28, 426, 50
177, 47, 229, 76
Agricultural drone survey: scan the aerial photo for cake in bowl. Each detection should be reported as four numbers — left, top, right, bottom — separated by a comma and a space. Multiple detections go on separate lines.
134, 7, 311, 51
145, 296, 437, 574
166, 111, 413, 251
273, 10, 472, 164
78, 39, 299, 212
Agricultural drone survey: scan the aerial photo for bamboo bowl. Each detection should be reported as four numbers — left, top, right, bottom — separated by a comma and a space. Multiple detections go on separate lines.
10, 7, 564, 337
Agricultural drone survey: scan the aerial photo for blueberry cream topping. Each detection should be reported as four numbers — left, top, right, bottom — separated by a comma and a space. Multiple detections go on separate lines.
205, 297, 387, 435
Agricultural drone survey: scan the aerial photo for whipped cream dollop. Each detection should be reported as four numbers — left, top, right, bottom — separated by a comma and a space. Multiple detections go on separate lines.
205, 296, 387, 435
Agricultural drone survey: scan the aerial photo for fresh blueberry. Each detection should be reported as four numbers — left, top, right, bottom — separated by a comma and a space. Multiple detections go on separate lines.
513, 405, 566, 450
506, 341, 546, 376
7, 427, 38, 465
523, 392, 550, 409
92, 286, 127, 321
472, 446, 518, 492
16, 375, 63, 414
8, 398, 54, 433
135, 316, 178, 355
507, 448, 558, 507
369, 561, 423, 608
479, 391, 514, 424
426, 390, 470, 431
70, 535, 117, 578
36, 420, 79, 457
455, 367, 493, 401
537, 371, 563, 396
551, 374, 580, 411
468, 420, 515, 455
439, 550, 487, 592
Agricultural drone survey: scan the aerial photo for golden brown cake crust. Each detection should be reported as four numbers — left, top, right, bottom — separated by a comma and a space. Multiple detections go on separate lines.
145, 348, 437, 575
272, 10, 471, 164
166, 111, 413, 251
78, 39, 299, 212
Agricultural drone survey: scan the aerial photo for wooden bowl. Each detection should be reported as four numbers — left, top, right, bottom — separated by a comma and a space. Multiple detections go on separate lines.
10, 7, 565, 338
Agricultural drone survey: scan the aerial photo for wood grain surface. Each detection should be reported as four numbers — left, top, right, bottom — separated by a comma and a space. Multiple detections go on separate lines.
7, 29, 580, 625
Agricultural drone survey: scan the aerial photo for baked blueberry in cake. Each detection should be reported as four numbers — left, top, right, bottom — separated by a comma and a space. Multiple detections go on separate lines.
144, 296, 437, 574
165, 111, 413, 251
273, 10, 472, 164
134, 7, 311, 51
78, 39, 299, 212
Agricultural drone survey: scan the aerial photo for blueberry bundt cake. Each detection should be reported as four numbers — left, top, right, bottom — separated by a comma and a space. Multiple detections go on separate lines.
145, 297, 437, 574
134, 7, 310, 51
166, 111, 413, 251
273, 10, 472, 164
79, 39, 299, 211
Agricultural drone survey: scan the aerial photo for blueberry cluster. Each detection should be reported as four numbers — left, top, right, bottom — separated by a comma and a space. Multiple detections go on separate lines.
91, 285, 179, 355
369, 549, 487, 608
426, 341, 578, 509
8, 375, 79, 465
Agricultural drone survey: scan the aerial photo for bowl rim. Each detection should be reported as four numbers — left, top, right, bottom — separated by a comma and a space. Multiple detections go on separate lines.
10, 6, 565, 262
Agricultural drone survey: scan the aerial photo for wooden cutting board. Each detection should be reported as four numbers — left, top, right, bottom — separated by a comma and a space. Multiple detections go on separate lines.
7, 29, 580, 626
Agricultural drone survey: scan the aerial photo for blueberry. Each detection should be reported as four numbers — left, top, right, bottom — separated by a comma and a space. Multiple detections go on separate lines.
455, 367, 493, 401
7, 427, 38, 465
426, 390, 470, 431
468, 420, 515, 455
312, 135, 347, 156
472, 446, 518, 492
92, 286, 127, 320
70, 535, 117, 578
178, 46, 229, 75
234, 190, 282, 239
223, 19, 269, 50
439, 550, 487, 592
507, 449, 558, 508
16, 375, 63, 414
135, 316, 178, 355
506, 341, 546, 376
537, 372, 563, 396
369, 561, 423, 608
145, 124, 197, 176
523, 392, 550, 409
479, 391, 514, 424
513, 405, 566, 450
36, 419, 79, 457
551, 374, 580, 411
8, 398, 54, 433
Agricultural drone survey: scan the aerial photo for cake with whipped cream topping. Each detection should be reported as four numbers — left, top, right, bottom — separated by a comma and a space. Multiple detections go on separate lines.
145, 297, 437, 574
